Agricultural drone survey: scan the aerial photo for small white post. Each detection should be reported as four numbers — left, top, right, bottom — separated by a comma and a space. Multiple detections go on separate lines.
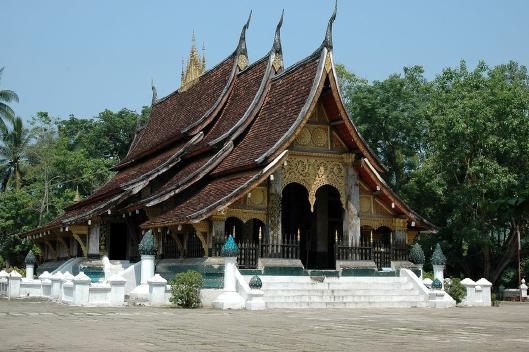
432, 265, 445, 288
50, 272, 64, 299
108, 274, 127, 306
62, 272, 75, 302
212, 236, 245, 310
73, 272, 91, 305
25, 264, 34, 280
461, 278, 476, 306
246, 276, 265, 310
140, 255, 155, 285
476, 278, 492, 306
39, 271, 52, 297
148, 274, 167, 306
520, 278, 527, 301
24, 250, 37, 280
8, 271, 22, 299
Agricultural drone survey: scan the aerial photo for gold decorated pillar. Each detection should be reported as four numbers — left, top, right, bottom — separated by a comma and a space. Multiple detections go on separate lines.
267, 170, 283, 245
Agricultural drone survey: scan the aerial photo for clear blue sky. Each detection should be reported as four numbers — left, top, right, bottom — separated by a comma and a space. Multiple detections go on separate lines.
3, 0, 529, 120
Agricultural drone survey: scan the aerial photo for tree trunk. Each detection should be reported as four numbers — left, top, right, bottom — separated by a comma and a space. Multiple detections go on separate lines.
489, 228, 518, 284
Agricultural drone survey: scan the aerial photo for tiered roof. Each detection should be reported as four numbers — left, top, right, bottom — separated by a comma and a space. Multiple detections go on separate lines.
23, 4, 435, 237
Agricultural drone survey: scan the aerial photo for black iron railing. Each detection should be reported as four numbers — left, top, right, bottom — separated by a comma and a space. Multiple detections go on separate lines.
336, 237, 409, 270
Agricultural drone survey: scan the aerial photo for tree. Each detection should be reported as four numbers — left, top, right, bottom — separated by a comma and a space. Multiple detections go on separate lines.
0, 67, 19, 132
0, 116, 30, 191
337, 64, 430, 193
421, 61, 529, 283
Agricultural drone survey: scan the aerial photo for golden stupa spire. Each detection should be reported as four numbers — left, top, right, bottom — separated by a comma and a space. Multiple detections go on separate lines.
180, 31, 206, 91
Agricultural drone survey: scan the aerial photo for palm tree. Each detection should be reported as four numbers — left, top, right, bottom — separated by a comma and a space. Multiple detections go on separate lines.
0, 116, 30, 191
0, 67, 19, 132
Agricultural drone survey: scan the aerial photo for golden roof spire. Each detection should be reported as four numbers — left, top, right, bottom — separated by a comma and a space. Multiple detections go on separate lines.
180, 31, 206, 91
74, 186, 81, 202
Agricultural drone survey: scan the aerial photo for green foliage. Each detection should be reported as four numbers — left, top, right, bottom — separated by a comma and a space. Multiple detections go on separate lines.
422, 271, 434, 280
0, 107, 147, 267
337, 61, 529, 284
169, 271, 203, 308
0, 67, 19, 132
445, 278, 466, 304
409, 243, 425, 264
0, 255, 4, 269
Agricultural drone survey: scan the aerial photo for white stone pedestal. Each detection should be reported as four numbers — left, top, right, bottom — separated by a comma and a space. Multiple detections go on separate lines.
433, 265, 445, 288
213, 257, 245, 310
25, 264, 34, 280
39, 271, 52, 297
108, 274, 127, 306
476, 278, 492, 306
50, 272, 64, 299
148, 274, 167, 306
8, 271, 22, 299
140, 255, 155, 285
246, 289, 265, 310
73, 272, 91, 305
520, 279, 527, 301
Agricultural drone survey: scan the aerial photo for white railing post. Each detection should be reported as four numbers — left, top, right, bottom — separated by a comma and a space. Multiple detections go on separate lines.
39, 271, 52, 297
213, 235, 245, 310
461, 278, 476, 306
8, 271, 22, 299
73, 273, 91, 306
476, 278, 492, 306
148, 274, 167, 306
50, 272, 64, 299
246, 276, 265, 310
521, 279, 528, 301
108, 274, 127, 306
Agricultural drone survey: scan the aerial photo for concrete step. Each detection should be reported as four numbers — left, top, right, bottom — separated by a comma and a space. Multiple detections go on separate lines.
262, 282, 415, 290
264, 295, 425, 303
263, 289, 420, 297
255, 276, 407, 284
266, 301, 428, 309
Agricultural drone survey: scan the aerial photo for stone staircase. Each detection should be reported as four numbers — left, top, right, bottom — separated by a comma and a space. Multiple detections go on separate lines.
260, 275, 429, 309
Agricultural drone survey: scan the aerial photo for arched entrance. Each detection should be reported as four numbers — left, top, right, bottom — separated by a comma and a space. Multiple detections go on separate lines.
281, 183, 343, 270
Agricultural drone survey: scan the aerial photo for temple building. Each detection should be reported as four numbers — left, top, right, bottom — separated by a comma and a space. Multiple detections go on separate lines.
23, 5, 436, 279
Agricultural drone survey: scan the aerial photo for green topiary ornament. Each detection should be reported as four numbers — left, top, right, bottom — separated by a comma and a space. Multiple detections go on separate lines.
431, 243, 446, 266
24, 250, 37, 265
249, 275, 262, 289
409, 243, 425, 265
138, 230, 156, 255
221, 235, 239, 257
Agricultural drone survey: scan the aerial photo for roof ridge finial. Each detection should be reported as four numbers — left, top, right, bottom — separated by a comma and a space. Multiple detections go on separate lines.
237, 10, 252, 56
272, 9, 284, 54
322, 0, 337, 50
151, 79, 157, 105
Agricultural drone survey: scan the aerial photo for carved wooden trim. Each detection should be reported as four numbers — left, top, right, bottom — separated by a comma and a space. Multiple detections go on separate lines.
72, 234, 87, 257
282, 153, 345, 211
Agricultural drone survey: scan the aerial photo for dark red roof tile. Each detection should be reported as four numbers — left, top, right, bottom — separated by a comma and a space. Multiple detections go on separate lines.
213, 56, 319, 175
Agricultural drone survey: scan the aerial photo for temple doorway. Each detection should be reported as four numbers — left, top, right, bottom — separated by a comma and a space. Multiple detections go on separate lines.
281, 183, 343, 270
108, 223, 128, 260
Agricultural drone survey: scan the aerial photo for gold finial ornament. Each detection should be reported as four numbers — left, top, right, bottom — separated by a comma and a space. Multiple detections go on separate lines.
180, 32, 206, 91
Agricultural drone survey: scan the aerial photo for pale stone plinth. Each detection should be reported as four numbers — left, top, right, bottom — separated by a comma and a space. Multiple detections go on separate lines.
25, 264, 34, 280
39, 271, 53, 297
108, 274, 127, 306
73, 272, 91, 305
148, 274, 167, 306
50, 272, 64, 299
8, 271, 22, 299
461, 278, 476, 306
246, 289, 265, 310
520, 279, 527, 301
432, 265, 445, 288
476, 278, 492, 306
140, 255, 155, 285
213, 257, 245, 310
